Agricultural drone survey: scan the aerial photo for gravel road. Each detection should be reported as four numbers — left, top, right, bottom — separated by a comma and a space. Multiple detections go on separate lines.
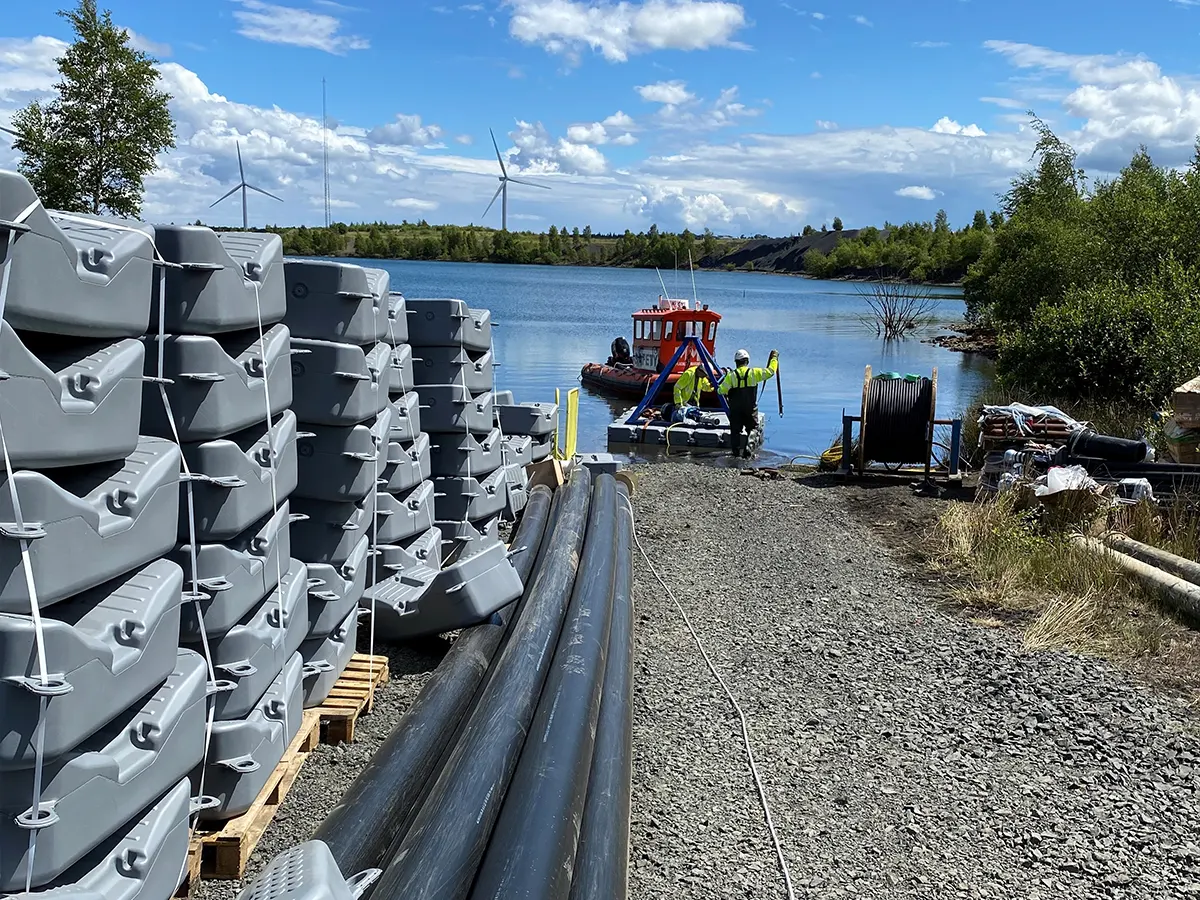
628, 462, 1200, 900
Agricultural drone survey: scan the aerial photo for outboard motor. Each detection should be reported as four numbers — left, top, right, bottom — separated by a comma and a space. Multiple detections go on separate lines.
608, 336, 632, 367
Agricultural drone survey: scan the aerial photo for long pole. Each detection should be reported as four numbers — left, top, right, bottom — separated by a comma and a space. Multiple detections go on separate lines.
322, 77, 331, 227
241, 185, 248, 230
502, 181, 508, 232
776, 357, 784, 417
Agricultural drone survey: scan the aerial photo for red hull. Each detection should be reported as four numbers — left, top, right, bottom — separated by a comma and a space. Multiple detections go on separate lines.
581, 363, 677, 400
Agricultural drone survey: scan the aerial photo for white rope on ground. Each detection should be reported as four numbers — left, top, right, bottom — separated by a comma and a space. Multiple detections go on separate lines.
618, 495, 797, 900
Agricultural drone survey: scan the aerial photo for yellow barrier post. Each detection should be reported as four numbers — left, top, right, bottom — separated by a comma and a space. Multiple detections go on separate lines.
551, 388, 579, 461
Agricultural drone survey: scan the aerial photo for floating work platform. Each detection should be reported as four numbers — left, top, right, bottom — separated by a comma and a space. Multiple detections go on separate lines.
608, 407, 765, 452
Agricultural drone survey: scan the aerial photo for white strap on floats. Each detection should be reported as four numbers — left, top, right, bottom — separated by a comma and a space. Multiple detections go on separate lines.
0, 210, 56, 893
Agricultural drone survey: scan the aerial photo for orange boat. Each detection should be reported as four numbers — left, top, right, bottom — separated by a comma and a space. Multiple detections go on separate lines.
581, 295, 723, 402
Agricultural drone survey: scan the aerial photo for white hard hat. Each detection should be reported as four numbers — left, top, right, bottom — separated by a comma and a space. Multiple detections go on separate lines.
734, 348, 750, 364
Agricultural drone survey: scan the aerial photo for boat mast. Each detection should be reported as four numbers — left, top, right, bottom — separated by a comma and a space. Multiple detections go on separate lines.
688, 249, 699, 309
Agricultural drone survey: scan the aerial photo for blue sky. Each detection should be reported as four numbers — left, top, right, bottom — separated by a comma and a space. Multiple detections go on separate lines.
3, 0, 1200, 234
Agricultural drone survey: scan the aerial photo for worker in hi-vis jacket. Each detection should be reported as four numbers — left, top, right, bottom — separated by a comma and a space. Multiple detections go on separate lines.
672, 365, 712, 412
717, 348, 778, 459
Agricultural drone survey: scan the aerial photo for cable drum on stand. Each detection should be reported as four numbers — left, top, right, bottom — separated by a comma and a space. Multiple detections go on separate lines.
859, 370, 936, 469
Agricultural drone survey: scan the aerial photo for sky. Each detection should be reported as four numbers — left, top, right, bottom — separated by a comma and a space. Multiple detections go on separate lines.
2, 0, 1200, 235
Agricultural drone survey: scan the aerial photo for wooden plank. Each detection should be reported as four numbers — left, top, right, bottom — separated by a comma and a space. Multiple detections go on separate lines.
196, 710, 321, 881
314, 652, 390, 747
526, 458, 564, 492
173, 839, 202, 897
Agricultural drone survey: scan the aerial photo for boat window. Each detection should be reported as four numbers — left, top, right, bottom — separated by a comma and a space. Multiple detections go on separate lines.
708, 322, 717, 341
635, 320, 643, 339
650, 320, 661, 341
664, 321, 674, 340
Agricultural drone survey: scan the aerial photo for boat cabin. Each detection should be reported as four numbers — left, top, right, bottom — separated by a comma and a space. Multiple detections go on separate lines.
630, 296, 722, 373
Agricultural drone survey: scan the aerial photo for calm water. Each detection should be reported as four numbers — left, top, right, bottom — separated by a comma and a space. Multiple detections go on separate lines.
349, 259, 996, 460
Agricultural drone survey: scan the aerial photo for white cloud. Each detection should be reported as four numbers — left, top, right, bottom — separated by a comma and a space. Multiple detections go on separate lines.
984, 40, 1160, 87
637, 79, 694, 105
603, 110, 637, 129
504, 0, 748, 63
388, 198, 440, 211
367, 114, 444, 146
232, 0, 369, 54
895, 185, 939, 200
507, 119, 609, 175
815, 119, 838, 130
852, 14, 872, 26
455, 134, 474, 145
931, 116, 987, 137
567, 121, 609, 144
810, 71, 821, 79
613, 132, 638, 145
913, 40, 948, 49
121, 28, 172, 59
811, 11, 826, 20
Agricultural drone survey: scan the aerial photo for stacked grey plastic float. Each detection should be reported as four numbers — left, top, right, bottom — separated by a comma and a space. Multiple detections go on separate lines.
357, 299, 525, 642
145, 224, 312, 839
0, 172, 199, 900
280, 261, 421, 707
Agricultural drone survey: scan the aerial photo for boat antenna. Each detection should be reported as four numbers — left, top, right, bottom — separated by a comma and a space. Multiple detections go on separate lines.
655, 266, 670, 299
674, 249, 679, 298
688, 249, 699, 308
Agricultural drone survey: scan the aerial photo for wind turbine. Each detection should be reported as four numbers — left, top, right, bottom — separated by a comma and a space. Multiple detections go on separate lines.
483, 128, 549, 231
209, 141, 283, 229
0, 124, 17, 142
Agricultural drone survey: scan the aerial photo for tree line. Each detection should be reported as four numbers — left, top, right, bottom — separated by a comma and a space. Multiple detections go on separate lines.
965, 117, 1200, 406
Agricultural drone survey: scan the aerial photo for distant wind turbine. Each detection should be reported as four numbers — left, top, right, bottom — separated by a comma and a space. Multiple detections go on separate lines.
209, 141, 283, 229
483, 127, 549, 232
0, 124, 17, 142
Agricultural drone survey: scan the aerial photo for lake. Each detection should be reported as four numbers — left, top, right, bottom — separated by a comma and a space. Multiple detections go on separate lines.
349, 259, 996, 461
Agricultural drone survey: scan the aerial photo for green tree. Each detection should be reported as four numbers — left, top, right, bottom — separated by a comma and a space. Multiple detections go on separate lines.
989, 211, 1005, 230
832, 217, 844, 231
972, 209, 990, 231
701, 227, 718, 258
12, 0, 175, 217
802, 224, 815, 236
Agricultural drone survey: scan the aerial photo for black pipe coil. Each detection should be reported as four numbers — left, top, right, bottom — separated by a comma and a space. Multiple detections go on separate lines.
372, 466, 594, 900
569, 482, 635, 900
469, 474, 619, 900
862, 376, 933, 465
312, 485, 555, 878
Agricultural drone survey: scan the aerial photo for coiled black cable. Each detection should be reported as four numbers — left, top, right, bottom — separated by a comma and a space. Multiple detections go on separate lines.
862, 376, 934, 465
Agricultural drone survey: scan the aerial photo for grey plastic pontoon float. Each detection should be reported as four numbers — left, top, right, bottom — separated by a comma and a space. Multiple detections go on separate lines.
492, 392, 558, 438
152, 226, 286, 335
290, 339, 391, 427
140, 324, 293, 442
0, 558, 184, 769
412, 345, 495, 393
0, 172, 155, 338
289, 494, 374, 567
180, 409, 298, 541
174, 501, 293, 640
190, 651, 305, 822
0, 325, 144, 468
383, 293, 409, 346
0, 436, 181, 611
364, 518, 521, 641
299, 605, 358, 707
387, 342, 414, 395
386, 392, 422, 441
306, 533, 369, 638
282, 260, 388, 345
501, 434, 533, 468
295, 417, 382, 503
405, 298, 492, 352
530, 433, 554, 462
419, 385, 495, 435
380, 430, 431, 495
234, 840, 381, 900
502, 462, 530, 520
607, 408, 765, 451
181, 558, 308, 721
429, 428, 503, 478
376, 481, 436, 544
9, 777, 194, 900
0, 649, 206, 891
432, 468, 508, 524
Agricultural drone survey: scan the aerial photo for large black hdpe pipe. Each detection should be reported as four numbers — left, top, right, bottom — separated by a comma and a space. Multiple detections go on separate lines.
1068, 428, 1149, 464
469, 474, 619, 900
372, 466, 593, 900
570, 483, 635, 900
313, 485, 554, 877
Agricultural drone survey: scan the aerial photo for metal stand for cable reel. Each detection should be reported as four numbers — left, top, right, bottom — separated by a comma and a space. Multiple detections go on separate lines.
838, 365, 963, 482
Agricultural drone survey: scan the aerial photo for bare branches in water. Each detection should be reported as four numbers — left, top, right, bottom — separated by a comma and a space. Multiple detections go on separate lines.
857, 279, 938, 340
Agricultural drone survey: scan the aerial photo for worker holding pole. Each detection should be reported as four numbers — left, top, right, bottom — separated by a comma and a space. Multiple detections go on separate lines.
717, 348, 778, 459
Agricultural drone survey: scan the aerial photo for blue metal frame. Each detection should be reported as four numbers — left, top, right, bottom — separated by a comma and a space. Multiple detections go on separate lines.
624, 335, 730, 424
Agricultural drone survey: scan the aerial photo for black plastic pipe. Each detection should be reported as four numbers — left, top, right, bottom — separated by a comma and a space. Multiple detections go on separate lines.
372, 466, 593, 900
469, 474, 619, 900
313, 485, 554, 877
570, 483, 635, 900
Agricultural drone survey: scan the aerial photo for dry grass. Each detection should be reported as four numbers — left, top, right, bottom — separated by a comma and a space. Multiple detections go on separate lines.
932, 492, 1177, 657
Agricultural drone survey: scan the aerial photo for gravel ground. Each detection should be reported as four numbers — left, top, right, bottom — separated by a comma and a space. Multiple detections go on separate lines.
628, 462, 1200, 900
191, 636, 447, 900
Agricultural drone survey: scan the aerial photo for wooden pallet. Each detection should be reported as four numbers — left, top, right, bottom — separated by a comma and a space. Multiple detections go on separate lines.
314, 653, 390, 745
194, 709, 321, 881
173, 839, 202, 897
